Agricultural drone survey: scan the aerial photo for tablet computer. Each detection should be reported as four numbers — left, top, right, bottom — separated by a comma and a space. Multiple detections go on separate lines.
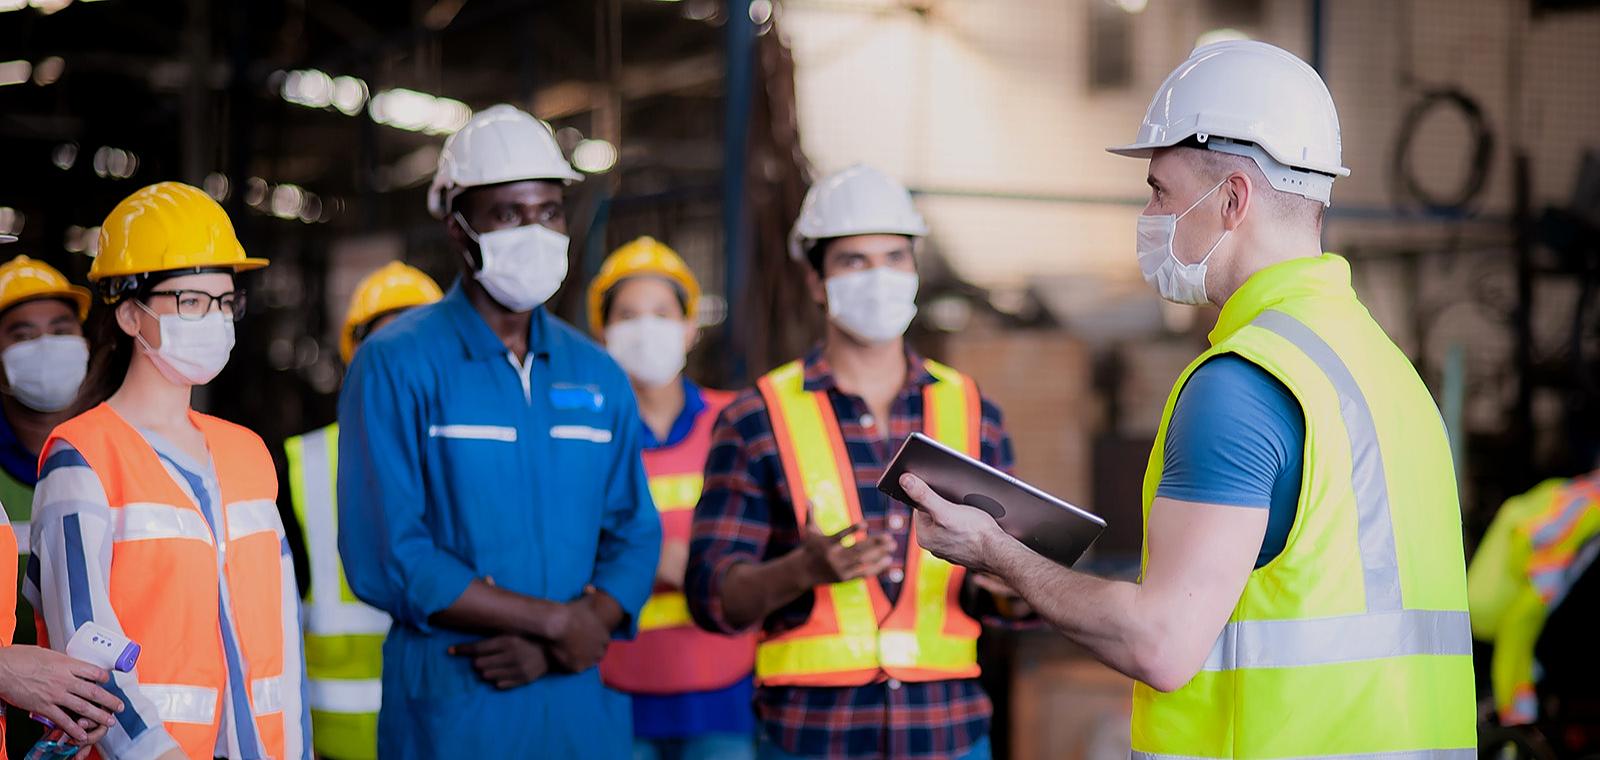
878, 432, 1106, 568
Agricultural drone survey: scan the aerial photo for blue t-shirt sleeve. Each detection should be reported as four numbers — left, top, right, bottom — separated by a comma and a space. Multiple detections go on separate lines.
1157, 354, 1304, 510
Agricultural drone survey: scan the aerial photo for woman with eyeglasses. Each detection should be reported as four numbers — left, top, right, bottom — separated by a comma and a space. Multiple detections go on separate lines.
24, 182, 309, 760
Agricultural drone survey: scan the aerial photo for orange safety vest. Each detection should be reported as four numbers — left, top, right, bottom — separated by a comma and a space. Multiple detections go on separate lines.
602, 389, 758, 695
753, 358, 983, 687
44, 404, 297, 760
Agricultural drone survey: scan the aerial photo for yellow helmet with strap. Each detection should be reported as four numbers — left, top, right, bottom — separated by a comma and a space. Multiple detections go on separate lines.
341, 261, 443, 363
91, 182, 267, 299
586, 236, 700, 333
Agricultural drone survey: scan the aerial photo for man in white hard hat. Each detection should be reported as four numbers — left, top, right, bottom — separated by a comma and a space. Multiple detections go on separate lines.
898, 41, 1476, 757
686, 164, 1025, 760
337, 104, 660, 758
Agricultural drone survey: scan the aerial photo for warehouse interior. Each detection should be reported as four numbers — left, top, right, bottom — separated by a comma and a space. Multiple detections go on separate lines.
3, 0, 1600, 757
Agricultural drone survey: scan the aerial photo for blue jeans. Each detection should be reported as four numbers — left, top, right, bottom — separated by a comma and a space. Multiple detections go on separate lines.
755, 734, 991, 760
635, 733, 758, 760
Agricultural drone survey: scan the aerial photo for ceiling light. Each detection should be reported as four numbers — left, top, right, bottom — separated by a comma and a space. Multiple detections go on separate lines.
29, 0, 71, 14
52, 143, 78, 170
0, 60, 32, 86
203, 172, 230, 201
331, 76, 368, 115
571, 139, 618, 174
92, 146, 138, 179
270, 183, 304, 219
369, 88, 471, 135
244, 177, 269, 208
0, 207, 25, 236
1112, 0, 1147, 13
32, 56, 64, 85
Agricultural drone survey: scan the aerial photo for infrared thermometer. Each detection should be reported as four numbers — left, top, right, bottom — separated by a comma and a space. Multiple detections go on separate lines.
32, 622, 140, 729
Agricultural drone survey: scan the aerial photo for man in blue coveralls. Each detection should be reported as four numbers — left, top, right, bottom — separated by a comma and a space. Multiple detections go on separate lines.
336, 104, 661, 758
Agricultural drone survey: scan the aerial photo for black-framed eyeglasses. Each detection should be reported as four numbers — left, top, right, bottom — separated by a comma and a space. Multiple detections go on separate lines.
146, 289, 248, 322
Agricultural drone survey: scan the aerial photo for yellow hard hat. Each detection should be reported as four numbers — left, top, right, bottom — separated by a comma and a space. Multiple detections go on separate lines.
91, 182, 267, 296
0, 255, 91, 320
341, 261, 444, 363
586, 236, 700, 333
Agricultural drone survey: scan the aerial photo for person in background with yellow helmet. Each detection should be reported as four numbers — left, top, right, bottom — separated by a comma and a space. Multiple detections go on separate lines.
589, 237, 757, 760
0, 257, 92, 651
0, 251, 123, 759
24, 182, 310, 760
281, 261, 441, 760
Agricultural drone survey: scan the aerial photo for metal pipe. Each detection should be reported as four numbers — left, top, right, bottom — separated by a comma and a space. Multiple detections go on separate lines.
721, 0, 756, 379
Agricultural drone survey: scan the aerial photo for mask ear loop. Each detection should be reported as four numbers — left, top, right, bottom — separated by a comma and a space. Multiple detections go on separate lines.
130, 299, 162, 357
1170, 176, 1235, 268
452, 212, 485, 271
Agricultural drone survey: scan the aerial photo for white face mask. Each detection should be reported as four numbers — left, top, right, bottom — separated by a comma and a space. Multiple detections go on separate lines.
1137, 177, 1231, 306
605, 315, 688, 389
134, 302, 236, 386
825, 267, 919, 344
1, 335, 89, 412
457, 214, 570, 312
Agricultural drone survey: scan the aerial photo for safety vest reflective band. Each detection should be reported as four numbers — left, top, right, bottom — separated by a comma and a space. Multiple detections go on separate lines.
1132, 255, 1476, 758
45, 403, 302, 760
285, 423, 387, 760
752, 358, 983, 687
601, 389, 759, 696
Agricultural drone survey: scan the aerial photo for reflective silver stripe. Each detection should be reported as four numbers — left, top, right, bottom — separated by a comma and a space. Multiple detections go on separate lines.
299, 429, 341, 613
305, 602, 391, 637
112, 502, 215, 544
1132, 750, 1475, 760
1252, 310, 1403, 612
1200, 609, 1472, 671
227, 498, 283, 541
307, 678, 383, 714
251, 674, 286, 715
13, 519, 29, 555
141, 683, 219, 725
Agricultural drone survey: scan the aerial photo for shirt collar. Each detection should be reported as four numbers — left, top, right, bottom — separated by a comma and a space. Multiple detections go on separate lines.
442, 279, 550, 362
641, 376, 708, 450
800, 342, 939, 394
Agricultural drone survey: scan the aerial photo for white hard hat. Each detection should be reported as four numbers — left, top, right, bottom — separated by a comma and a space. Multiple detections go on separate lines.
427, 104, 583, 219
1107, 40, 1350, 206
788, 164, 928, 261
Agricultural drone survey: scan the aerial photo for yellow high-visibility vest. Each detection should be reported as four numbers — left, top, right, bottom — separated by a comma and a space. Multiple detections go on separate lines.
286, 423, 389, 760
1468, 474, 1600, 725
1132, 255, 1476, 758
753, 357, 983, 687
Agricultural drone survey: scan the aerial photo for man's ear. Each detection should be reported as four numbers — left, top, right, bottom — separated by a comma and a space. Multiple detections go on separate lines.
1222, 172, 1253, 232
805, 264, 828, 308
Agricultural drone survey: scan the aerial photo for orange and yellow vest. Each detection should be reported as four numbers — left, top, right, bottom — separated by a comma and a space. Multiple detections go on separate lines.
602, 389, 758, 695
1131, 255, 1475, 758
752, 358, 983, 687
1468, 473, 1600, 724
45, 404, 300, 760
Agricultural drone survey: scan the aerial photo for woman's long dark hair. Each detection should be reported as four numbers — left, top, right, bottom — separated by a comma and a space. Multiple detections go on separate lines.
73, 298, 133, 414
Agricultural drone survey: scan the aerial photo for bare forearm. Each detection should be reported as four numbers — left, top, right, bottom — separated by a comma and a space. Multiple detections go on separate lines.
428, 579, 567, 639
988, 539, 1157, 682
717, 550, 817, 631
